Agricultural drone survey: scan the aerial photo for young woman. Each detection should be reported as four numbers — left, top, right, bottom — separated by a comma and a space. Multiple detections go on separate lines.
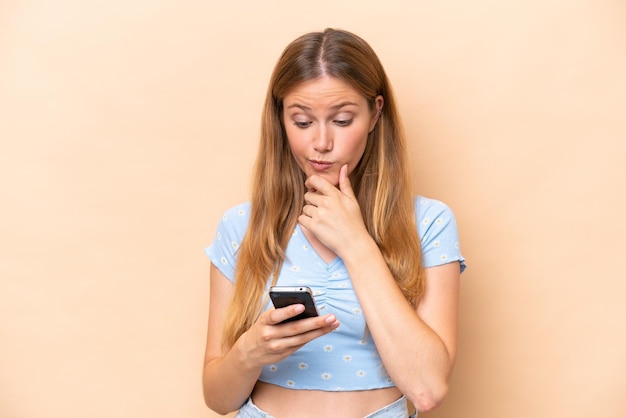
203, 28, 466, 417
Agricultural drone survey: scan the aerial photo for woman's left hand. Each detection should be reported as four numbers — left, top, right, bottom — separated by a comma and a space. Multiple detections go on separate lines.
299, 164, 370, 255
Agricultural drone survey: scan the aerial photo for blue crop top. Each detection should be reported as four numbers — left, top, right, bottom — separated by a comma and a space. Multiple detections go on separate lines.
205, 196, 466, 391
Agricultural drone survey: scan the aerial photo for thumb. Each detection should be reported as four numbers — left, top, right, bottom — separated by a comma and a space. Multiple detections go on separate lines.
339, 164, 356, 199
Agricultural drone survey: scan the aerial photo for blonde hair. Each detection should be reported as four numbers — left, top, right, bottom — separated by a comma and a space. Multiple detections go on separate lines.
222, 28, 424, 349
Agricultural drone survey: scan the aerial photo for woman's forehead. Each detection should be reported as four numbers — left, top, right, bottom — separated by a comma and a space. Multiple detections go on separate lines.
283, 76, 367, 110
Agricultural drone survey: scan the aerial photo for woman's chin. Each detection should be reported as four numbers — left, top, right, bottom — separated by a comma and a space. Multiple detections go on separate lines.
304, 170, 339, 187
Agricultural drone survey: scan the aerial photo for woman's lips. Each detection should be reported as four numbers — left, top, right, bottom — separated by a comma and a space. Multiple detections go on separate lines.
309, 160, 333, 171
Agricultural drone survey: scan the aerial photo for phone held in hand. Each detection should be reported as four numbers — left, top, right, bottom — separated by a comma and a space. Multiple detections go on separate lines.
269, 286, 319, 323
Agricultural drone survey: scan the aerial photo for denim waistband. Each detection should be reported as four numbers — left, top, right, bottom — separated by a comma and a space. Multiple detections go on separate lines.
236, 395, 417, 418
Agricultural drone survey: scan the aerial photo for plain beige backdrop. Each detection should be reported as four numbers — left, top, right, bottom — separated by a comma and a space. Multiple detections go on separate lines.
1, 1, 625, 417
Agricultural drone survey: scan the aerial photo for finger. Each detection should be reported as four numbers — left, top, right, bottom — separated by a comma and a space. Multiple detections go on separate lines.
298, 212, 311, 230
301, 204, 314, 220
303, 189, 322, 206
288, 316, 341, 341
281, 314, 341, 337
338, 164, 356, 199
268, 304, 305, 325
266, 315, 341, 357
304, 175, 336, 196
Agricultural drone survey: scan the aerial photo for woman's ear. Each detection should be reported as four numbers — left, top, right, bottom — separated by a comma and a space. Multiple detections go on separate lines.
369, 95, 384, 132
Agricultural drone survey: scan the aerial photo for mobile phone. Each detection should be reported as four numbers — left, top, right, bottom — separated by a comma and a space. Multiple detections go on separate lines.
269, 286, 319, 323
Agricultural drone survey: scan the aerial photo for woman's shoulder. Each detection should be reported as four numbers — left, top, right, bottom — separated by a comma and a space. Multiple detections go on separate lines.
414, 195, 466, 271
414, 195, 456, 221
220, 201, 252, 218
215, 201, 252, 233
413, 195, 460, 243
206, 202, 252, 281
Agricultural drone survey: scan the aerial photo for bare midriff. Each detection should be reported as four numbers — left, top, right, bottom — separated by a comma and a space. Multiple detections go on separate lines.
251, 381, 415, 418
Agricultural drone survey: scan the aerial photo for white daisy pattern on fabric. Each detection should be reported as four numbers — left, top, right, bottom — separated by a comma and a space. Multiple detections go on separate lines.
205, 197, 465, 391
416, 196, 466, 272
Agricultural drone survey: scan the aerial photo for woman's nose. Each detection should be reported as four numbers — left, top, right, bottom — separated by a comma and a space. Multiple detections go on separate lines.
313, 125, 333, 151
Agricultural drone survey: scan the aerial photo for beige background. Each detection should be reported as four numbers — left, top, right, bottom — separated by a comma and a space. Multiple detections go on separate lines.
1, 0, 625, 417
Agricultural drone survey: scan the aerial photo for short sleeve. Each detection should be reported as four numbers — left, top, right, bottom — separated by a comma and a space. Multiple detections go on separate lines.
204, 202, 251, 282
416, 196, 466, 273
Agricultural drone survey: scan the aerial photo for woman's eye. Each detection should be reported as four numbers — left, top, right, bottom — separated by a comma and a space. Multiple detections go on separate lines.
294, 121, 312, 128
334, 119, 353, 127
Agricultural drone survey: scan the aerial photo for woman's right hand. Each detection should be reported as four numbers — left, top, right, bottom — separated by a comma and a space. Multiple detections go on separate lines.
237, 305, 340, 368
203, 266, 339, 414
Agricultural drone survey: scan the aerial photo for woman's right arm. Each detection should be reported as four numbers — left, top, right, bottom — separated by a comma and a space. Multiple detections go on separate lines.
202, 264, 260, 414
202, 264, 340, 414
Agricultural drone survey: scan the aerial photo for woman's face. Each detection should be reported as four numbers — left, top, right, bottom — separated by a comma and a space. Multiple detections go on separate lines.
282, 76, 383, 187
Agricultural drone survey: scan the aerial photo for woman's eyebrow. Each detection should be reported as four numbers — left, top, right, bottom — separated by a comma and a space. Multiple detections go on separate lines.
286, 101, 358, 111
286, 103, 311, 111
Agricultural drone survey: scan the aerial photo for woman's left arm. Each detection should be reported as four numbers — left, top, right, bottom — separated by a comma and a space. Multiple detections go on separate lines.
341, 240, 460, 413
300, 167, 461, 412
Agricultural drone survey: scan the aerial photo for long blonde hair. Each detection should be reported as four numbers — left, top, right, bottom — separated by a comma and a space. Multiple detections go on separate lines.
222, 28, 424, 349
